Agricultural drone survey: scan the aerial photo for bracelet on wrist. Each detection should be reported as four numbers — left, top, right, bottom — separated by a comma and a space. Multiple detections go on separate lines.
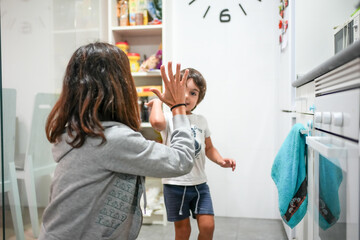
170, 103, 186, 111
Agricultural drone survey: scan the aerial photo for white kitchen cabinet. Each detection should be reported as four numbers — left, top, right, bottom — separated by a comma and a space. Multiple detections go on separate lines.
106, 0, 166, 225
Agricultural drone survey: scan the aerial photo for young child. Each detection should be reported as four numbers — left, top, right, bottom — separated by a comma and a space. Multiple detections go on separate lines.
147, 68, 236, 239
39, 43, 195, 240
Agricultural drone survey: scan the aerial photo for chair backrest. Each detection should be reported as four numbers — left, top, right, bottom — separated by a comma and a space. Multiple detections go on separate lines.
26, 93, 58, 169
0, 88, 17, 182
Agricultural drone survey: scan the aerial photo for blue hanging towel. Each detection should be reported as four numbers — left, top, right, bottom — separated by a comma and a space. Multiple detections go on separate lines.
318, 154, 343, 230
271, 123, 307, 228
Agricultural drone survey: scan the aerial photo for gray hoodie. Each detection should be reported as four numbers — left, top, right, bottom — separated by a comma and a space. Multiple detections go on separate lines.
39, 115, 194, 240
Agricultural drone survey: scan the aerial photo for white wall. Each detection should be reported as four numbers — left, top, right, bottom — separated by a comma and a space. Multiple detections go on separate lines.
165, 1, 280, 219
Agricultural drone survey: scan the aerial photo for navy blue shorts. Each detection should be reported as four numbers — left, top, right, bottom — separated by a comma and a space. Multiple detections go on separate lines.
163, 183, 214, 222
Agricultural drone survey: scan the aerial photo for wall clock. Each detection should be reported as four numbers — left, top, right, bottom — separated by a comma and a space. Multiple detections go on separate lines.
188, 0, 262, 23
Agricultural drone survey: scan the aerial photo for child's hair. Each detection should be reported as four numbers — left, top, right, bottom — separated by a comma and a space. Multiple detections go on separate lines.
46, 42, 140, 148
180, 68, 207, 108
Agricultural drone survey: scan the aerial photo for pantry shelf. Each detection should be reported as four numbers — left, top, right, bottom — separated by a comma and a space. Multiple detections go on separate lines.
132, 71, 161, 77
111, 25, 162, 37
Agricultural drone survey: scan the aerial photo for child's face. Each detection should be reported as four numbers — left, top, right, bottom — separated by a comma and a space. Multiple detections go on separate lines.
185, 78, 200, 114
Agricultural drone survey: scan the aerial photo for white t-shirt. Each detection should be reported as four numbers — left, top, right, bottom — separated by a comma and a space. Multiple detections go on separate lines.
161, 112, 211, 186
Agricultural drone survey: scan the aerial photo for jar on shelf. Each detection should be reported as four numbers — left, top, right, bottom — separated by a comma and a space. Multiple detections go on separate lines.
135, 12, 144, 25
128, 53, 140, 72
137, 0, 148, 25
116, 42, 129, 54
129, 0, 137, 26
119, 0, 129, 26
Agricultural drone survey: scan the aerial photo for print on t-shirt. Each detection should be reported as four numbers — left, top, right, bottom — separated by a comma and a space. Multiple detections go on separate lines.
191, 126, 201, 158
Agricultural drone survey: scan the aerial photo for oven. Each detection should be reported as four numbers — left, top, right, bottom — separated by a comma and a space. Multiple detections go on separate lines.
305, 58, 360, 240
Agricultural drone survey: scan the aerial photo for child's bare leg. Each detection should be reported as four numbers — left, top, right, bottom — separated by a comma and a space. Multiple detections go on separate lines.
174, 218, 191, 240
196, 214, 214, 240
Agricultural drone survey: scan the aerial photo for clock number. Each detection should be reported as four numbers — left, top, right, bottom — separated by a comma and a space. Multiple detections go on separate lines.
219, 9, 231, 23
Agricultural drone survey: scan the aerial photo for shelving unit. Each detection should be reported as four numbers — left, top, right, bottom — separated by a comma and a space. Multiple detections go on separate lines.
107, 0, 166, 225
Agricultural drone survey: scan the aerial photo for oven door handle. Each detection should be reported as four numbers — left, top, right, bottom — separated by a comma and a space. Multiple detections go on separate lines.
306, 136, 347, 159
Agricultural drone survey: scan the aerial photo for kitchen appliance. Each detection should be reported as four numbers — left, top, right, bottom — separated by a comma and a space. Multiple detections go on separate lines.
306, 57, 360, 240
334, 9, 360, 54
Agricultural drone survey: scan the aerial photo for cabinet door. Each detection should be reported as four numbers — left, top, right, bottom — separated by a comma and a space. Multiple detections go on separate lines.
52, 0, 103, 91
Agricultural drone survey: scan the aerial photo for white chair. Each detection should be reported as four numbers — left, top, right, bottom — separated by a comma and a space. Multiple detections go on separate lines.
1, 88, 25, 240
16, 92, 58, 238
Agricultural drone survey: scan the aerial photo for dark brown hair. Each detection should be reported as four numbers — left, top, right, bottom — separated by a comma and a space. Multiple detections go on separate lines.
46, 42, 140, 148
180, 68, 207, 108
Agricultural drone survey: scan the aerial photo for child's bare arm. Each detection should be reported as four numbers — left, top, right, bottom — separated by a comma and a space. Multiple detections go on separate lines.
205, 137, 236, 171
146, 98, 166, 132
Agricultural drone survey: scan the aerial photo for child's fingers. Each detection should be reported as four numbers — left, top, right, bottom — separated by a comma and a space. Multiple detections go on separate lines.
160, 65, 170, 89
175, 63, 181, 83
181, 69, 189, 85
145, 100, 153, 107
232, 161, 236, 171
167, 62, 174, 81
224, 159, 236, 171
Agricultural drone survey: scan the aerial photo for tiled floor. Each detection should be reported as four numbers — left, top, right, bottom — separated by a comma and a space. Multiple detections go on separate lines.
2, 207, 287, 240
138, 217, 288, 240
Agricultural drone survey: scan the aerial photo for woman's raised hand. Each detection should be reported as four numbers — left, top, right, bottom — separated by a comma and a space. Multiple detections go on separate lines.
150, 62, 189, 108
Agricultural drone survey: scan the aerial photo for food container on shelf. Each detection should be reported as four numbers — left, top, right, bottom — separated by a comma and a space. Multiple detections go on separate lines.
129, 0, 137, 26
118, 0, 129, 26
116, 42, 129, 54
128, 52, 140, 72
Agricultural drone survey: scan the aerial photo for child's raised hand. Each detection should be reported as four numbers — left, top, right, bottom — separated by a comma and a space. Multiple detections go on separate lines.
220, 158, 236, 171
150, 62, 189, 108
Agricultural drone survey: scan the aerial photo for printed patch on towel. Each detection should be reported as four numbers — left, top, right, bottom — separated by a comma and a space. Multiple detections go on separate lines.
283, 177, 307, 222
318, 198, 337, 226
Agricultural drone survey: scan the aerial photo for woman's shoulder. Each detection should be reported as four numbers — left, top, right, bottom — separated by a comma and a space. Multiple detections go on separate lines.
102, 121, 139, 138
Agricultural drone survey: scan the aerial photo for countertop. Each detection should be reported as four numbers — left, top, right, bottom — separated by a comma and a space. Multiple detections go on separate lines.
292, 40, 360, 87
